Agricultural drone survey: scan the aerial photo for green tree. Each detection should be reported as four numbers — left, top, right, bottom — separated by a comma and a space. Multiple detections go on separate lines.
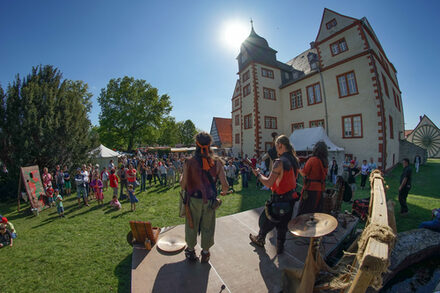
98, 77, 172, 151
157, 117, 180, 146
179, 119, 197, 146
0, 65, 95, 199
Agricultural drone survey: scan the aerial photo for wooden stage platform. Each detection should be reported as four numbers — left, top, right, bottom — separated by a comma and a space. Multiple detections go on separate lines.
131, 207, 358, 293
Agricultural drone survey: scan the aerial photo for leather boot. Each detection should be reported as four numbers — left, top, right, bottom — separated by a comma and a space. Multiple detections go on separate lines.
249, 234, 265, 247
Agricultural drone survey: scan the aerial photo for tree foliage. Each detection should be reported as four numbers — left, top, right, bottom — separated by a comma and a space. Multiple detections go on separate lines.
179, 119, 197, 146
98, 77, 172, 151
0, 65, 96, 199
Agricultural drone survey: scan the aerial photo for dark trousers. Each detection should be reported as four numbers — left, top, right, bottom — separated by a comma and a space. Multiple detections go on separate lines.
360, 174, 368, 188
227, 177, 234, 191
161, 174, 167, 186
297, 190, 323, 216
153, 174, 161, 185
258, 201, 295, 245
241, 173, 248, 188
140, 174, 146, 191
120, 180, 128, 199
399, 187, 410, 213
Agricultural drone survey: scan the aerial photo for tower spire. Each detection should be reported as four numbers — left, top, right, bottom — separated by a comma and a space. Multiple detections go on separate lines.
250, 18, 254, 30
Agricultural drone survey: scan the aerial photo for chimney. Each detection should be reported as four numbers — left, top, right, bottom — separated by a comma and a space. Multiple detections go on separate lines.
420, 116, 423, 121
310, 41, 315, 49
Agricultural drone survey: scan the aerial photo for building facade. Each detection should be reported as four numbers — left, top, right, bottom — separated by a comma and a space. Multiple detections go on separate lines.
231, 8, 404, 171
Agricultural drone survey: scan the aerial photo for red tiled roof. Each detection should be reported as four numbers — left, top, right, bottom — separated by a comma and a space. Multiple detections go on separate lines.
404, 129, 413, 138
214, 117, 232, 146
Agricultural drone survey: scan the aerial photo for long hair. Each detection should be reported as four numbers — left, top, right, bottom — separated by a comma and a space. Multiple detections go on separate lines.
313, 141, 328, 167
275, 135, 299, 172
195, 132, 213, 158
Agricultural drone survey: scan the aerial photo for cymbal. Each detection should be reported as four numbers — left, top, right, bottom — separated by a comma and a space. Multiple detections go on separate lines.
288, 213, 338, 238
157, 234, 187, 253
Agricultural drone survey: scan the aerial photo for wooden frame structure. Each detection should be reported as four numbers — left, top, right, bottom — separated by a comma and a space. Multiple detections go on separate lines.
346, 170, 394, 292
129, 221, 160, 251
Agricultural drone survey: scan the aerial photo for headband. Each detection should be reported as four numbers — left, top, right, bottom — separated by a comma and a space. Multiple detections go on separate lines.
196, 141, 214, 171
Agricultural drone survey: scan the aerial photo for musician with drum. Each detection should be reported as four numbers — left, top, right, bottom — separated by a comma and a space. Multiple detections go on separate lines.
249, 135, 300, 254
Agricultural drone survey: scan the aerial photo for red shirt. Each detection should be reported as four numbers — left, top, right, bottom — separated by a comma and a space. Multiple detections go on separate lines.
301, 156, 327, 191
109, 174, 119, 188
127, 169, 136, 182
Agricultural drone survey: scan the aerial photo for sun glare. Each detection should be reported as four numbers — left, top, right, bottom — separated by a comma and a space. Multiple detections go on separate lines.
221, 20, 250, 51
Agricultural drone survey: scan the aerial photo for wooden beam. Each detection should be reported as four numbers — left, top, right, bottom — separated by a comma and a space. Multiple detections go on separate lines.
347, 172, 391, 293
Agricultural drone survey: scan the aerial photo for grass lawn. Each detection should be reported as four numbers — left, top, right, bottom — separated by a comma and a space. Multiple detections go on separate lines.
0, 159, 438, 292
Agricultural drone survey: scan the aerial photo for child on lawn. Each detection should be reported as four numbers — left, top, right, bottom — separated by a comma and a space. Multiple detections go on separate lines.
91, 173, 104, 205
54, 189, 65, 218
110, 195, 122, 210
46, 185, 55, 207
109, 169, 119, 198
128, 184, 138, 212
1, 217, 17, 239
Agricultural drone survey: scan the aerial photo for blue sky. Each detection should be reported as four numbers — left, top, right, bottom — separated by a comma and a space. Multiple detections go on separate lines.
1, 0, 439, 132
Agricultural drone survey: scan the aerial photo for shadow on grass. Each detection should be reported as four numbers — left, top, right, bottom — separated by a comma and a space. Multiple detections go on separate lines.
112, 210, 132, 219
63, 204, 103, 219
114, 253, 132, 293
395, 201, 433, 232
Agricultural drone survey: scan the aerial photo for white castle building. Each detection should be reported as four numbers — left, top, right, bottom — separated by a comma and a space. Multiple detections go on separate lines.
231, 8, 404, 171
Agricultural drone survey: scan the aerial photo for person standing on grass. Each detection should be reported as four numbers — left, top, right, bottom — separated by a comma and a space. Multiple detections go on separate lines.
42, 167, 52, 191
117, 165, 128, 200
347, 160, 360, 200
249, 135, 299, 254
101, 167, 109, 192
399, 158, 412, 215
225, 160, 236, 192
80, 165, 90, 199
0, 224, 12, 248
180, 132, 229, 263
360, 160, 369, 190
75, 168, 89, 207
329, 158, 338, 186
127, 164, 137, 189
63, 166, 71, 196
368, 157, 377, 173
159, 162, 168, 186
146, 165, 153, 187
109, 169, 119, 198
55, 165, 64, 196
55, 189, 64, 218
139, 160, 147, 192
128, 184, 138, 211
167, 162, 176, 187
414, 155, 421, 173
297, 141, 328, 215
239, 159, 249, 188
92, 173, 104, 205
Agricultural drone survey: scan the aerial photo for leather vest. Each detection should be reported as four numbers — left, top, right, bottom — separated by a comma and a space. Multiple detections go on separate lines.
185, 156, 218, 202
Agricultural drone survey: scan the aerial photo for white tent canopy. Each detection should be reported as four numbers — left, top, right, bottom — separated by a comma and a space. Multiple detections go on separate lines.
89, 144, 120, 169
289, 127, 344, 152
289, 127, 345, 175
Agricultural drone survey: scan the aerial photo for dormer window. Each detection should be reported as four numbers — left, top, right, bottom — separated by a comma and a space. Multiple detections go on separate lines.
326, 18, 337, 30
284, 72, 290, 80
